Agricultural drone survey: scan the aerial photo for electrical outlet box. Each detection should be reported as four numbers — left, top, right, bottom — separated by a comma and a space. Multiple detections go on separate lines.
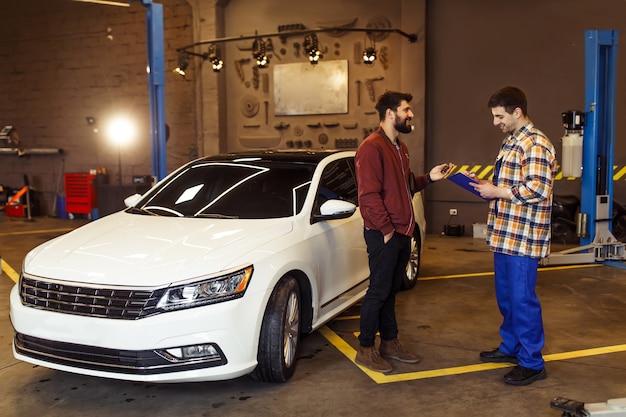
449, 208, 458, 216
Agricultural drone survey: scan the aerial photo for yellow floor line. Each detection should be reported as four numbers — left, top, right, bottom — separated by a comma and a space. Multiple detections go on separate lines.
320, 263, 620, 384
1, 258, 19, 283
319, 325, 626, 384
0, 227, 74, 237
1, 250, 618, 384
421, 263, 602, 281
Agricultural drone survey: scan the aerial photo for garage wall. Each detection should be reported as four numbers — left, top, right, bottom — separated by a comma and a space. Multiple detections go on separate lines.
0, 0, 196, 214
212, 0, 423, 159
425, 0, 626, 234
3, 0, 626, 233
0, 0, 425, 216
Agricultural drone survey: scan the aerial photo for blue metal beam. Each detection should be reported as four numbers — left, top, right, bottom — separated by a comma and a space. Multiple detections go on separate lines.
580, 30, 618, 245
141, 0, 167, 181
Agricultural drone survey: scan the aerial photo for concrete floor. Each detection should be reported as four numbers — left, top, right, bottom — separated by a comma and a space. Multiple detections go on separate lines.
2, 213, 626, 417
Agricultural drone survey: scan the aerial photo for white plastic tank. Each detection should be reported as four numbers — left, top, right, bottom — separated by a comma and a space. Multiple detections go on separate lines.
560, 110, 585, 178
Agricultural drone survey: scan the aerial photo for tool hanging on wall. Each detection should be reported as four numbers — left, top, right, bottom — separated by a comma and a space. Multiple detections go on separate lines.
265, 38, 280, 60
365, 76, 384, 102
355, 79, 362, 106
365, 15, 392, 42
262, 73, 269, 93
379, 46, 389, 70
317, 17, 358, 37
240, 95, 260, 118
252, 66, 259, 90
235, 58, 250, 83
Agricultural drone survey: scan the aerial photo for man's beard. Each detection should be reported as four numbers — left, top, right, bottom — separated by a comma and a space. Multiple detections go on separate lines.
395, 116, 412, 134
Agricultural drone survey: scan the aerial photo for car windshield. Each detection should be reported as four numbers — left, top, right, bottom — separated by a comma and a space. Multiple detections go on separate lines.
132, 160, 315, 219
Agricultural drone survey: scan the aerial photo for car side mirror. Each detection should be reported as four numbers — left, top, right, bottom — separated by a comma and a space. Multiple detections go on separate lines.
311, 199, 356, 224
124, 194, 142, 208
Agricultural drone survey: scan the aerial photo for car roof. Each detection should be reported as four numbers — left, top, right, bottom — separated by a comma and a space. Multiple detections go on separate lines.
198, 149, 353, 164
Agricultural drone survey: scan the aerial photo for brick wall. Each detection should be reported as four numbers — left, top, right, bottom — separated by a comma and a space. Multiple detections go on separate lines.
0, 0, 194, 214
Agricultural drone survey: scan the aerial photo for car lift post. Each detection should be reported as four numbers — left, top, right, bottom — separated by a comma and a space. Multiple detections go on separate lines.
74, 1, 167, 182
141, 0, 167, 182
548, 30, 626, 416
541, 30, 625, 267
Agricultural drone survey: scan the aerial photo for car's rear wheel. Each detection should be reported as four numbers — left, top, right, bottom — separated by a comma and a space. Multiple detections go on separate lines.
251, 275, 301, 382
402, 224, 422, 290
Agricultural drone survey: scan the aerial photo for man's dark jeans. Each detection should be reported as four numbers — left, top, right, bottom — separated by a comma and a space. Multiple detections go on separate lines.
358, 228, 411, 347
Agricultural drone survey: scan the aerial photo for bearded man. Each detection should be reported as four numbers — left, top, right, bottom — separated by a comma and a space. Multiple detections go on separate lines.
354, 91, 449, 373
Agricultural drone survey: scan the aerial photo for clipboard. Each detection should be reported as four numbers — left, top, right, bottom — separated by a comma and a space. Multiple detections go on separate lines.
447, 172, 493, 201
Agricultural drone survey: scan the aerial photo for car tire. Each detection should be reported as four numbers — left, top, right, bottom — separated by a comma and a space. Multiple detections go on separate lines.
251, 275, 301, 383
401, 224, 422, 291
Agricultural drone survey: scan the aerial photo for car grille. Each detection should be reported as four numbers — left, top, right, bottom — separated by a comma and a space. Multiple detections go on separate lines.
20, 275, 166, 320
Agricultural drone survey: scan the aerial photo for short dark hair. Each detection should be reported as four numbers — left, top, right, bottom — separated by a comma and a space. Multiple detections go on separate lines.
375, 90, 413, 121
487, 86, 527, 116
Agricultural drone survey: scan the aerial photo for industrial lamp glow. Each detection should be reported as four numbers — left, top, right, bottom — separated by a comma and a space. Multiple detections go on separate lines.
362, 47, 377, 64
106, 116, 136, 187
252, 37, 269, 68
304, 34, 323, 65
174, 52, 189, 76
208, 44, 224, 72
363, 34, 377, 65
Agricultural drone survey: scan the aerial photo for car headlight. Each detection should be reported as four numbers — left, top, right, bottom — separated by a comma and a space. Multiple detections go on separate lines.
156, 265, 253, 312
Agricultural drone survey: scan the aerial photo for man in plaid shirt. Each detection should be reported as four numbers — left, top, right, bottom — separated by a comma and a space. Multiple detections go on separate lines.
470, 86, 557, 386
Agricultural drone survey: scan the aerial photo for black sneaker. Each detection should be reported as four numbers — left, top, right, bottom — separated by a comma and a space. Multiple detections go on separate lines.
479, 348, 518, 363
503, 365, 547, 386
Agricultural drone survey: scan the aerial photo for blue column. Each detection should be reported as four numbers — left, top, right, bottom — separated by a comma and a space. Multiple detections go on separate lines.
581, 30, 618, 245
142, 1, 167, 181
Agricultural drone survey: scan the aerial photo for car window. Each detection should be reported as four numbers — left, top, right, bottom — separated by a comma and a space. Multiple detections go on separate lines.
136, 161, 314, 219
313, 158, 358, 215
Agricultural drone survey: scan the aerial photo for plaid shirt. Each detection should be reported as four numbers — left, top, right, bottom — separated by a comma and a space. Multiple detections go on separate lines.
487, 122, 557, 258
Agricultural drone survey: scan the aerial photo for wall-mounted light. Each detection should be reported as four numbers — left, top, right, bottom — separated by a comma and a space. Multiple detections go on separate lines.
174, 52, 189, 76
208, 44, 224, 73
362, 34, 377, 65
303, 33, 323, 65
362, 46, 377, 65
252, 37, 269, 68
175, 26, 417, 74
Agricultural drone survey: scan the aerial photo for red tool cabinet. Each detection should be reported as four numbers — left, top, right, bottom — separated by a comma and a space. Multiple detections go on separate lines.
64, 173, 97, 218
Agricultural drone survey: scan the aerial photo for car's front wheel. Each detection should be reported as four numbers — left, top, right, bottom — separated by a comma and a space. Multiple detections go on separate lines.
251, 275, 301, 382
402, 224, 422, 290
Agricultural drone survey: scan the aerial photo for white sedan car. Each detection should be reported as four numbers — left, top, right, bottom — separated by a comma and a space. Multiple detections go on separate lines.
10, 150, 426, 383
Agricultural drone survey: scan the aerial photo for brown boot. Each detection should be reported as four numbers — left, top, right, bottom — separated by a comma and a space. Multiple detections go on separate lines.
355, 345, 393, 373
380, 338, 421, 364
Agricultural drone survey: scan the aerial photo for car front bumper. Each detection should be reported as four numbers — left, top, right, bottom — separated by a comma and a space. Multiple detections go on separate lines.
10, 284, 266, 382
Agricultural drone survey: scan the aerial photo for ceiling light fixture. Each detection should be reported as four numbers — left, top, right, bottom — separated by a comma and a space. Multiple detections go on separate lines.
252, 37, 269, 68
362, 33, 377, 65
303, 33, 323, 65
175, 26, 417, 74
208, 44, 224, 72
174, 52, 189, 76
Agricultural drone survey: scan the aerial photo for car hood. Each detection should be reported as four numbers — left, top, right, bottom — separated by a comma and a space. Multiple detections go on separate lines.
24, 212, 293, 286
